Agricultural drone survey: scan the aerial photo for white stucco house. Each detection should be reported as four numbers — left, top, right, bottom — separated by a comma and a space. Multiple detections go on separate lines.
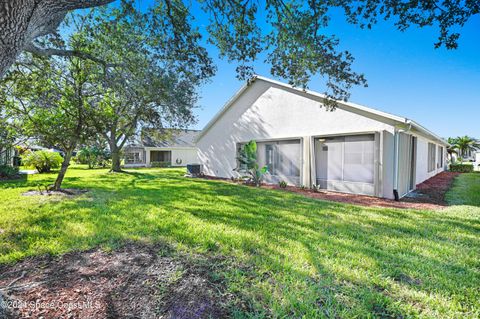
124, 129, 199, 168
196, 76, 448, 200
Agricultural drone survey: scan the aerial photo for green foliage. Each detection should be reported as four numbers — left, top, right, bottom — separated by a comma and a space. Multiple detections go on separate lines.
279, 180, 288, 188
2, 0, 477, 105
150, 161, 171, 168
62, 7, 214, 171
76, 147, 111, 169
0, 168, 479, 318
450, 163, 474, 173
1, 49, 102, 187
449, 136, 480, 161
0, 165, 19, 178
235, 140, 268, 187
22, 150, 63, 173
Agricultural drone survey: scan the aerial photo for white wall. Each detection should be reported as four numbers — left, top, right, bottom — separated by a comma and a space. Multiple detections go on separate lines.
170, 148, 199, 167
197, 78, 447, 198
145, 147, 198, 167
415, 135, 446, 185
197, 79, 395, 189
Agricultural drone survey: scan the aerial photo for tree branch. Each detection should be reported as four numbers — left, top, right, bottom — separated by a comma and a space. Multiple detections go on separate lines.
54, 0, 116, 11
24, 43, 118, 67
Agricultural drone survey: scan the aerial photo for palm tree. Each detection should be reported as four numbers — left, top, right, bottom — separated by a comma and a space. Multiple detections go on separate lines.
446, 137, 459, 163
452, 136, 480, 162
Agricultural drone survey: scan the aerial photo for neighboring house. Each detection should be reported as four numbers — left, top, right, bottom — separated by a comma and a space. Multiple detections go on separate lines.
475, 152, 480, 171
454, 148, 477, 162
450, 149, 479, 163
196, 76, 448, 200
124, 129, 200, 168
18, 139, 66, 156
0, 146, 15, 166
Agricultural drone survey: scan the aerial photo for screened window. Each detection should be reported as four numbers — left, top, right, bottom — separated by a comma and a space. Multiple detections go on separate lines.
344, 135, 375, 183
317, 134, 375, 184
151, 150, 171, 163
428, 143, 436, 172
259, 140, 301, 178
125, 151, 142, 164
237, 139, 301, 184
437, 146, 444, 168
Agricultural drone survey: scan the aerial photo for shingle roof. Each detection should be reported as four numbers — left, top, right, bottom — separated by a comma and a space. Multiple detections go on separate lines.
127, 129, 200, 148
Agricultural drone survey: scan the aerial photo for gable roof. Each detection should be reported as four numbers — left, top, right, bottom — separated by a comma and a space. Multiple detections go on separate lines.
197, 75, 448, 146
127, 129, 200, 148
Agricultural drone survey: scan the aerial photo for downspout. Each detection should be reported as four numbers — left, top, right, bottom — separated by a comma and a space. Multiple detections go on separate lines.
393, 130, 400, 201
393, 121, 412, 201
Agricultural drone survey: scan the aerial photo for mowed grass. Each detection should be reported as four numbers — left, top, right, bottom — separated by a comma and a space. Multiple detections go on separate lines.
0, 167, 479, 318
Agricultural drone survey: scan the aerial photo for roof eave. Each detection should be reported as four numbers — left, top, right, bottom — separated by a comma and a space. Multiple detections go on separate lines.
197, 75, 447, 146
406, 120, 449, 146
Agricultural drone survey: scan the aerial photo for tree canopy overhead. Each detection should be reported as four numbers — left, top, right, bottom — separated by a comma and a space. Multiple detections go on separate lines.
1, 0, 478, 103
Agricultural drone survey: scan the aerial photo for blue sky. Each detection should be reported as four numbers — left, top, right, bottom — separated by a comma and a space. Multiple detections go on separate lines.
189, 7, 479, 138
129, 1, 480, 138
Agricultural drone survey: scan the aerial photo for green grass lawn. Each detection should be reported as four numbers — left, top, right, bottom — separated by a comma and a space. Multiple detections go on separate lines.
0, 167, 479, 318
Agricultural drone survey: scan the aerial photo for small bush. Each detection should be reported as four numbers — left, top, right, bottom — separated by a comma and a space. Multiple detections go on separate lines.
22, 150, 63, 173
279, 180, 288, 188
450, 163, 474, 173
151, 161, 171, 168
0, 165, 19, 178
76, 147, 111, 169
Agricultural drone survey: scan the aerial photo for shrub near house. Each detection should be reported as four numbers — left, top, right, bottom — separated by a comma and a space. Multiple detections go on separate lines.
0, 165, 19, 178
22, 150, 63, 173
450, 163, 474, 173
150, 161, 171, 168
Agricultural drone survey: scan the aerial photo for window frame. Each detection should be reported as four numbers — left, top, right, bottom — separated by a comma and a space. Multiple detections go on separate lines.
236, 138, 302, 185
428, 143, 436, 172
316, 134, 375, 185
437, 146, 444, 169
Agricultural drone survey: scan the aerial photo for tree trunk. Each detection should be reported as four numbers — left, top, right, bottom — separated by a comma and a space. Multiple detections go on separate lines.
110, 143, 122, 172
0, 0, 114, 78
52, 148, 73, 191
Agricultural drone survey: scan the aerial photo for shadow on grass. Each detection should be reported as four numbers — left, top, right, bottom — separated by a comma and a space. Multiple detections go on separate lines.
1, 169, 479, 317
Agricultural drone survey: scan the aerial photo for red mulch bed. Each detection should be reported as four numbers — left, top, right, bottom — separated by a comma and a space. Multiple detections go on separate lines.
401, 172, 460, 206
0, 243, 230, 319
199, 172, 460, 210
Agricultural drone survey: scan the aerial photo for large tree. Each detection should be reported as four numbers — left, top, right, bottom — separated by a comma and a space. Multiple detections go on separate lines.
1, 51, 100, 190
1, 1, 478, 102
69, 5, 213, 171
0, 0, 114, 78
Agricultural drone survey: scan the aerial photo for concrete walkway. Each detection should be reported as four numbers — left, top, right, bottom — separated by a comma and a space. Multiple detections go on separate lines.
19, 169, 37, 175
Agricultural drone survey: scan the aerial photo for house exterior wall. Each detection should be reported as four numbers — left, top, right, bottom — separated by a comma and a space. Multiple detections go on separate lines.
145, 147, 198, 167
197, 80, 397, 196
170, 148, 199, 167
414, 135, 446, 185
197, 78, 447, 199
475, 152, 480, 171
0, 146, 15, 166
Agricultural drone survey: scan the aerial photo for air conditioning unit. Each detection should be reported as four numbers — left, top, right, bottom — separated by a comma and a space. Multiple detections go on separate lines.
187, 164, 203, 176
